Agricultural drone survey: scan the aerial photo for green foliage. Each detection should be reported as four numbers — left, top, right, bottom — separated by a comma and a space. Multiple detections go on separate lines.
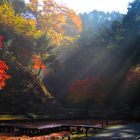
25, 113, 37, 119
0, 2, 42, 38
0, 0, 82, 114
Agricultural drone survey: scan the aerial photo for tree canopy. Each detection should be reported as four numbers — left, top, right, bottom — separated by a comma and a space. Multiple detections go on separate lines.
0, 60, 11, 90
0, 0, 82, 89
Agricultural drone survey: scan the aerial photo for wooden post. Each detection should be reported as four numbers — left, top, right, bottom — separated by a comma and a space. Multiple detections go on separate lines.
101, 122, 104, 128
68, 136, 70, 140
106, 121, 109, 128
67, 126, 70, 132
76, 127, 80, 134
85, 128, 88, 137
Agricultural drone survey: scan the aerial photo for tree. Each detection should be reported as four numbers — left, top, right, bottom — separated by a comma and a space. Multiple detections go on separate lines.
123, 0, 140, 41
27, 0, 82, 46
0, 0, 82, 78
0, 60, 11, 90
25, 0, 82, 77
0, 1, 41, 39
32, 55, 46, 76
11, 0, 26, 14
68, 77, 105, 107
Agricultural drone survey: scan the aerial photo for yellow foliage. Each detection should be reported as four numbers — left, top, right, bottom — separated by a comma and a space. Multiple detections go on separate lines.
28, 0, 82, 46
0, 0, 82, 46
0, 2, 42, 39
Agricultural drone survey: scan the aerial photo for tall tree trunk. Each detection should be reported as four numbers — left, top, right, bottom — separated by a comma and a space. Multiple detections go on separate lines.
37, 60, 42, 76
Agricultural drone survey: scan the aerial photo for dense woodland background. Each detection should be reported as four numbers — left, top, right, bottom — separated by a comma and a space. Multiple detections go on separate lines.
0, 0, 140, 120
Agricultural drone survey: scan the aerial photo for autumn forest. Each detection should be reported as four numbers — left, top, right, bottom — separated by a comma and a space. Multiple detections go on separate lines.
0, 0, 140, 122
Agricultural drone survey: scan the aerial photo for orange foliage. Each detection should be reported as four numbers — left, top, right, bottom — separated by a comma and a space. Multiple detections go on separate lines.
32, 55, 46, 70
0, 131, 70, 139
0, 60, 11, 90
126, 64, 140, 82
28, 0, 82, 46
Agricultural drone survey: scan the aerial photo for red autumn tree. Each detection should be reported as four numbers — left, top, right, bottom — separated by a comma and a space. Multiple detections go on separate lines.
68, 77, 105, 104
0, 60, 11, 90
32, 55, 46, 76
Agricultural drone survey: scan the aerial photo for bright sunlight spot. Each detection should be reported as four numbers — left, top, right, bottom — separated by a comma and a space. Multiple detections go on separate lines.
25, 0, 134, 13
55, 0, 134, 13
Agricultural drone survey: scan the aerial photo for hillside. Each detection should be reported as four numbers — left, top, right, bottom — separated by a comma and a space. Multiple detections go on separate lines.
44, 2, 140, 120
0, 61, 63, 116
0, 0, 80, 117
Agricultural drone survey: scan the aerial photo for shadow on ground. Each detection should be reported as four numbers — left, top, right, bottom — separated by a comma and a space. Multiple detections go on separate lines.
72, 123, 140, 140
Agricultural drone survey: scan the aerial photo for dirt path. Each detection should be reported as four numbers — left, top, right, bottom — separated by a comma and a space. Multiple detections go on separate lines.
88, 123, 140, 140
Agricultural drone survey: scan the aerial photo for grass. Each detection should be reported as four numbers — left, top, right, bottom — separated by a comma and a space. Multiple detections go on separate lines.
67, 124, 124, 140
0, 115, 26, 120
64, 129, 104, 140
0, 114, 58, 120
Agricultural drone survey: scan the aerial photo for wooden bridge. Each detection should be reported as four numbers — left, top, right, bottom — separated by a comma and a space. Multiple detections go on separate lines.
0, 121, 108, 139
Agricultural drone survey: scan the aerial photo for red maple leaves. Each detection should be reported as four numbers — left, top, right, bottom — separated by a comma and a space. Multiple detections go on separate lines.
0, 35, 11, 89
32, 55, 46, 70
69, 77, 103, 103
0, 60, 11, 90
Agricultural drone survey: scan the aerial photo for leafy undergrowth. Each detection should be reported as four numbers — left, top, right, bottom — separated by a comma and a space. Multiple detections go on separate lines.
64, 129, 104, 140
0, 132, 70, 140
0, 61, 63, 115
0, 115, 24, 120
0, 129, 103, 140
